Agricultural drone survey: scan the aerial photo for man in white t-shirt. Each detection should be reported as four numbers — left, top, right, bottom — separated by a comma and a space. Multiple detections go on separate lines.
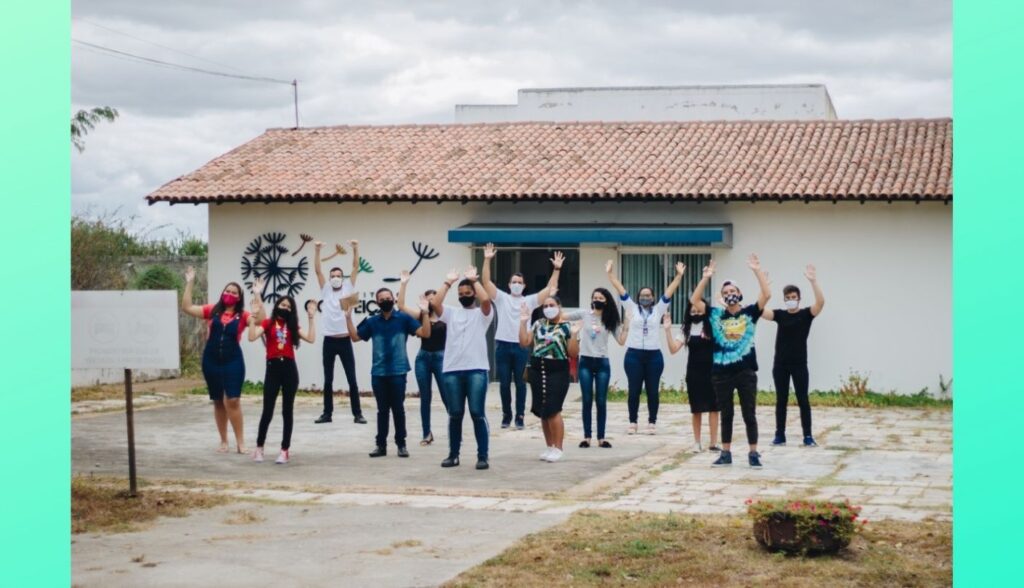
481, 243, 563, 430
431, 266, 494, 471
313, 240, 367, 425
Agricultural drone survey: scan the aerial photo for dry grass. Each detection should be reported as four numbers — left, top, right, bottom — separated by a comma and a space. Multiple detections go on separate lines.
222, 509, 266, 525
446, 511, 951, 588
72, 476, 227, 534
71, 377, 204, 403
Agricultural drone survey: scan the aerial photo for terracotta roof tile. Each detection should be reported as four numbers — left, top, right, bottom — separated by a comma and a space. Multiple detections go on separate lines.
146, 119, 952, 204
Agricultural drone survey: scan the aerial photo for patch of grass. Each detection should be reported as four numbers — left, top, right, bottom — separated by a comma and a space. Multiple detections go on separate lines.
222, 509, 266, 525
446, 511, 951, 587
72, 476, 227, 534
606, 387, 952, 409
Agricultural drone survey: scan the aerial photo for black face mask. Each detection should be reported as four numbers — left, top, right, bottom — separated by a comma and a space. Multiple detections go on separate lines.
458, 295, 476, 308
591, 300, 606, 310
275, 308, 292, 320
378, 299, 394, 313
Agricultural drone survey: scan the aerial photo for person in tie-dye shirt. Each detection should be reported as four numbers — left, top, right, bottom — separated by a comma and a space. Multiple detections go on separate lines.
689, 254, 772, 470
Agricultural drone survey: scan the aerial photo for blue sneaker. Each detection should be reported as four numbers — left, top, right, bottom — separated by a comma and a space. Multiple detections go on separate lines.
771, 433, 786, 446
803, 436, 818, 447
712, 450, 732, 467
749, 452, 763, 469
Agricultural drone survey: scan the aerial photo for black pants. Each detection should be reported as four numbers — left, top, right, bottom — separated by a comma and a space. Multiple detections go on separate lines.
773, 361, 812, 437
257, 358, 299, 450
371, 375, 407, 448
712, 369, 758, 445
323, 336, 362, 418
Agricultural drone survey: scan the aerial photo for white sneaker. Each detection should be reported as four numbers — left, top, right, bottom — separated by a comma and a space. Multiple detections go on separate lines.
646, 423, 657, 435
275, 449, 289, 464
545, 448, 564, 462
253, 447, 264, 462
627, 423, 638, 435
539, 446, 554, 461
689, 443, 703, 454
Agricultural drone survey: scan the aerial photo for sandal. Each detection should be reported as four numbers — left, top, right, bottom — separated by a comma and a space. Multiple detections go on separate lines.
420, 433, 434, 446
217, 443, 230, 453
599, 440, 612, 448
579, 439, 591, 448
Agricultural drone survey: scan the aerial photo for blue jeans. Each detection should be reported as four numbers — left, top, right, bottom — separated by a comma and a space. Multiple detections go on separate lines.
578, 356, 611, 439
623, 348, 664, 424
442, 370, 490, 459
370, 375, 407, 448
495, 340, 529, 420
415, 350, 447, 438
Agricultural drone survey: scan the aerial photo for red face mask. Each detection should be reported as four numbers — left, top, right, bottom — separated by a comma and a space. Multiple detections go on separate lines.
221, 292, 239, 307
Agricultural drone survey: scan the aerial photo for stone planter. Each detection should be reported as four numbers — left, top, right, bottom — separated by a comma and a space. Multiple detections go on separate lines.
753, 516, 850, 555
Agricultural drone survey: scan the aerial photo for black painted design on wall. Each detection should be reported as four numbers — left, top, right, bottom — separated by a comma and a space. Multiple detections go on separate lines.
382, 241, 440, 282
240, 232, 309, 304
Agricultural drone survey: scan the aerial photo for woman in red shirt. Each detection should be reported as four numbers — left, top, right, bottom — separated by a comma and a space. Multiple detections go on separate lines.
249, 294, 316, 464
181, 268, 260, 454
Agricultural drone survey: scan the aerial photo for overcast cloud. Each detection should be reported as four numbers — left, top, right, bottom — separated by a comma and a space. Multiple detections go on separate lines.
71, 0, 951, 240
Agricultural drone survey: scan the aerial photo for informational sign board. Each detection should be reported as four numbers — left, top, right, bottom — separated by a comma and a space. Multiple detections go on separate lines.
72, 290, 180, 370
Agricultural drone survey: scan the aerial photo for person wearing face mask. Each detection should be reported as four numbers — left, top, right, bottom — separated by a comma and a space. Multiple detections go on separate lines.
562, 288, 627, 449
760, 265, 825, 447
347, 285, 431, 459
663, 299, 720, 454
689, 255, 772, 469
481, 243, 563, 430
248, 295, 316, 465
431, 267, 495, 470
395, 270, 448, 446
606, 259, 687, 435
312, 240, 366, 426
181, 268, 260, 454
520, 297, 581, 462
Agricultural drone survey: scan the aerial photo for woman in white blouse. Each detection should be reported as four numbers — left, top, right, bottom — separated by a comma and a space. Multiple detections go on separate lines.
605, 259, 686, 435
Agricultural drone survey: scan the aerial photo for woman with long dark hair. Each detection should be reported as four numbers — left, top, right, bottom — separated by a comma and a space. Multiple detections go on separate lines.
249, 295, 316, 464
605, 259, 687, 435
181, 268, 259, 453
520, 296, 580, 462
397, 270, 448, 446
664, 299, 720, 453
564, 288, 627, 448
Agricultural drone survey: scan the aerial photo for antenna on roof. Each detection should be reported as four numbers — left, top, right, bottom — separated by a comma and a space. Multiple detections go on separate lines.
293, 80, 299, 128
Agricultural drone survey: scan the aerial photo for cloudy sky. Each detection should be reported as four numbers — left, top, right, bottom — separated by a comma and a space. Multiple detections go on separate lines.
71, 0, 951, 240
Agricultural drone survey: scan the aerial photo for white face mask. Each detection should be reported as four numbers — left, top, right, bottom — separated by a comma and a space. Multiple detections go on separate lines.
330, 277, 344, 289
543, 306, 559, 320
509, 283, 525, 296
785, 299, 799, 310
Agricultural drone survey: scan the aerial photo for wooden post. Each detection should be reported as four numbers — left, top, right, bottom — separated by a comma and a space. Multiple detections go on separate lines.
124, 368, 137, 497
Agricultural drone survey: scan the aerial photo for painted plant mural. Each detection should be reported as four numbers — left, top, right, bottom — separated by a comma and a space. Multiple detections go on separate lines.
240, 232, 309, 305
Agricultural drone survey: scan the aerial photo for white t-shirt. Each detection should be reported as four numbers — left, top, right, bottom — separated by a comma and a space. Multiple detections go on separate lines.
438, 303, 495, 372
492, 290, 539, 343
320, 278, 355, 336
622, 294, 671, 351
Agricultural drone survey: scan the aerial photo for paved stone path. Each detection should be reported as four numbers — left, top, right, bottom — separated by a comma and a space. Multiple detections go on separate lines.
72, 383, 951, 586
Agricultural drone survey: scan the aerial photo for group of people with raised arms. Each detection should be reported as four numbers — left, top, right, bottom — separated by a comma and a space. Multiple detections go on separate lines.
182, 238, 824, 470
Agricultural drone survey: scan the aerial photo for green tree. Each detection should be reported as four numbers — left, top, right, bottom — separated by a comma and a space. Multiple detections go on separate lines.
71, 106, 119, 152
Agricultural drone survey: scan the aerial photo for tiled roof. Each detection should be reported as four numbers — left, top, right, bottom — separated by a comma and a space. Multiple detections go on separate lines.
146, 119, 952, 204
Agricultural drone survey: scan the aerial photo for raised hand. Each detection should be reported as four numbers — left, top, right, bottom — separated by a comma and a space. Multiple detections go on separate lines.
418, 294, 430, 313
662, 313, 672, 327
347, 239, 359, 248
184, 266, 195, 283
605, 259, 614, 274
747, 253, 761, 272
483, 242, 497, 260
445, 268, 460, 284
252, 276, 265, 294
314, 241, 324, 250
675, 261, 686, 276
570, 320, 583, 337
400, 270, 411, 284
520, 302, 531, 322
464, 266, 479, 281
804, 264, 817, 282
703, 260, 716, 279
551, 251, 565, 269
305, 300, 317, 317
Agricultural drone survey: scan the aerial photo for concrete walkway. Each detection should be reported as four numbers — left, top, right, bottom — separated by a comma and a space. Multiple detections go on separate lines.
72, 384, 951, 586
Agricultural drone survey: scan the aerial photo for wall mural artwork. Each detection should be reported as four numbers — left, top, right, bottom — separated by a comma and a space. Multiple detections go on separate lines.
240, 232, 309, 305
382, 241, 440, 282
291, 233, 313, 257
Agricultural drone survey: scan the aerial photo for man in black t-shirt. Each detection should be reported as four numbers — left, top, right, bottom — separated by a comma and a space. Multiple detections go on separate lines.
762, 265, 825, 447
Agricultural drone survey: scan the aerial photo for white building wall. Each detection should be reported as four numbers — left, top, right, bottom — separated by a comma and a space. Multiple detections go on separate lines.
455, 85, 838, 123
208, 201, 950, 396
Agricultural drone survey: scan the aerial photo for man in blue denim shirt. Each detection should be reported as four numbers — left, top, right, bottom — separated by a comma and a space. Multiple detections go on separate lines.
347, 287, 430, 458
